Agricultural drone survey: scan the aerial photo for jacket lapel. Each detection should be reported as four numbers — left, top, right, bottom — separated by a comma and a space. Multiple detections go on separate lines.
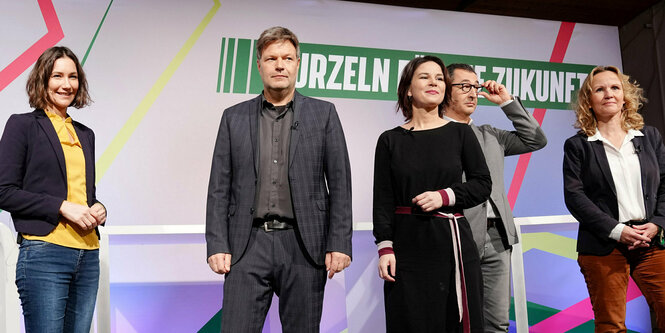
590, 139, 617, 196
35, 110, 67, 181
249, 96, 261, 175
470, 124, 486, 155
634, 135, 650, 204
288, 91, 303, 168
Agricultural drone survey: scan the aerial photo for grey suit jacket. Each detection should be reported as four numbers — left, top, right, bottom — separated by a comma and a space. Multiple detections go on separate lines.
463, 97, 547, 253
206, 91, 353, 267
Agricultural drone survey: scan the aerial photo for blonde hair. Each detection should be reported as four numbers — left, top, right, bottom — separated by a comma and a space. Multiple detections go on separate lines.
573, 65, 645, 136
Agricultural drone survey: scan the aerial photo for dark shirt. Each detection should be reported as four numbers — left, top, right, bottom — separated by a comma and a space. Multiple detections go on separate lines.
255, 95, 295, 219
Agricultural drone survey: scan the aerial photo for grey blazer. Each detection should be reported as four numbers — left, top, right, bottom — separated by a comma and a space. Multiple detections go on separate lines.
463, 97, 547, 253
206, 91, 353, 266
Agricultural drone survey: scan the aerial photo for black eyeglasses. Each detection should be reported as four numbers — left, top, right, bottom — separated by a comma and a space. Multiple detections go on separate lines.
451, 83, 482, 93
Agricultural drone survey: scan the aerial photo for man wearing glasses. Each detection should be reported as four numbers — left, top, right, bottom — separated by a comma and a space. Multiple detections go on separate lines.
444, 63, 547, 332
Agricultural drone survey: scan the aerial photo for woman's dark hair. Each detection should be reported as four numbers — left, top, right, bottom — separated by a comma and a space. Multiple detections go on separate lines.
26, 46, 91, 110
396, 55, 451, 120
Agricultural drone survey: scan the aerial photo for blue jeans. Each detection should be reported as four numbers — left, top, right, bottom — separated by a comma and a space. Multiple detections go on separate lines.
15, 239, 100, 333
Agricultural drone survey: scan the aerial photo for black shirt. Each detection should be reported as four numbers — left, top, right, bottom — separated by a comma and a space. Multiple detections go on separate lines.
255, 95, 295, 219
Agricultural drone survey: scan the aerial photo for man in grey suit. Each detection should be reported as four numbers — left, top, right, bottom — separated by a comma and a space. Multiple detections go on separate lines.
206, 27, 352, 332
444, 63, 547, 332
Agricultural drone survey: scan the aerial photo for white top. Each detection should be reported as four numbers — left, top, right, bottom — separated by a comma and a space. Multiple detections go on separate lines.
587, 129, 646, 241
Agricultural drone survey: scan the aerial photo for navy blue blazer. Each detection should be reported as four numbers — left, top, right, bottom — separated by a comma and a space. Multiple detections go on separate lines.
563, 126, 665, 256
206, 91, 353, 266
0, 109, 99, 237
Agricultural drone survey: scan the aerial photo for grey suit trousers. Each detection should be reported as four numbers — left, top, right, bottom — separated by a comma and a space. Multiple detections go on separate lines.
479, 223, 512, 333
220, 228, 326, 333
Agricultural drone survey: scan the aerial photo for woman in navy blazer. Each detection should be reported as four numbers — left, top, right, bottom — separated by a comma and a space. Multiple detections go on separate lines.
0, 47, 106, 333
563, 66, 665, 332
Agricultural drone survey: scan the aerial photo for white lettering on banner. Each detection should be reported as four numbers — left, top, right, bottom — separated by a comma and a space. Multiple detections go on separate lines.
292, 52, 588, 101
535, 70, 549, 102
577, 72, 588, 85
326, 55, 344, 90
551, 71, 564, 103
493, 67, 506, 87
521, 69, 536, 101
309, 53, 327, 89
565, 72, 576, 104
358, 57, 371, 92
505, 68, 513, 96
296, 53, 310, 88
474, 65, 486, 83
513, 68, 521, 98
300, 53, 390, 92
488, 67, 587, 104
372, 58, 390, 93
343, 56, 358, 91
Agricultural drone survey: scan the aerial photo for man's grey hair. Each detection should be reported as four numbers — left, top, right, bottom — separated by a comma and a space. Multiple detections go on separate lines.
256, 26, 300, 60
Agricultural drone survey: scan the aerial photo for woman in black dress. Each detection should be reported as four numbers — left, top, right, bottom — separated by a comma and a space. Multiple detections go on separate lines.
373, 55, 491, 333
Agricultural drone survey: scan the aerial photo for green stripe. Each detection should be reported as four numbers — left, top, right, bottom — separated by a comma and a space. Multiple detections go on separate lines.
81, 0, 114, 66
223, 38, 236, 93
246, 40, 255, 94
249, 40, 262, 93
232, 39, 251, 93
216, 38, 226, 93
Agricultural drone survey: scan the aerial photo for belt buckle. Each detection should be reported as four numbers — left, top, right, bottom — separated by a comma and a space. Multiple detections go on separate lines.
263, 221, 272, 232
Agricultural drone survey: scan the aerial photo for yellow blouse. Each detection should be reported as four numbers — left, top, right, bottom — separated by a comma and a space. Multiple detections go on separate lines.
24, 111, 99, 249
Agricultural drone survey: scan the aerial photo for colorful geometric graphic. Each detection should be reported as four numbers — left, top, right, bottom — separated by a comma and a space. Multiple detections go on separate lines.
0, 0, 63, 93
94, 0, 221, 183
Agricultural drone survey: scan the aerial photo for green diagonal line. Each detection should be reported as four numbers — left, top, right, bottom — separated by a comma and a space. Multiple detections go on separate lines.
521, 232, 578, 260
96, 0, 221, 183
82, 0, 114, 66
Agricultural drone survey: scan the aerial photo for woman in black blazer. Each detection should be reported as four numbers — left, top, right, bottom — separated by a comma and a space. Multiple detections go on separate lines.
563, 65, 665, 332
0, 46, 106, 333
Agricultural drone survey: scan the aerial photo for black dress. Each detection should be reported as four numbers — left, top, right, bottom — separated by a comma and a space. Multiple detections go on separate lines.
373, 122, 491, 333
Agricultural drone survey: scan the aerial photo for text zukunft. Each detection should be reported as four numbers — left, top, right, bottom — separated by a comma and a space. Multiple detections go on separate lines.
294, 53, 588, 104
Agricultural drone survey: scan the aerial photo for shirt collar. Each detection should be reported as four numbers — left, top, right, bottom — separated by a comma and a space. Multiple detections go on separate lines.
261, 93, 294, 110
443, 114, 473, 125
587, 128, 644, 143
44, 109, 72, 123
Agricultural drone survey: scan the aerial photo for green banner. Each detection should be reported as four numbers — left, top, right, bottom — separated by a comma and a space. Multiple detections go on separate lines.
217, 38, 596, 110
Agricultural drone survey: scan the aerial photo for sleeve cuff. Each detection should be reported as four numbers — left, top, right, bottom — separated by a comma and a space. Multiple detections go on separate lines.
499, 97, 515, 108
609, 223, 625, 241
437, 188, 455, 206
377, 240, 394, 256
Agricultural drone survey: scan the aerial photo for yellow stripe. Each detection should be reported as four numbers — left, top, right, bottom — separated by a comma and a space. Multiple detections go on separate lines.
96, 0, 221, 183
521, 232, 578, 260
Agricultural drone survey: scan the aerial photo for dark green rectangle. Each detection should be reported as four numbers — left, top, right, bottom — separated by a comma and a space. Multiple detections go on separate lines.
216, 38, 226, 93
232, 39, 251, 93
223, 38, 236, 94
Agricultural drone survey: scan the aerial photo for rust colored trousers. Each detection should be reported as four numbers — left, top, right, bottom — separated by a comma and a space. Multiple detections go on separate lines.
578, 246, 665, 332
